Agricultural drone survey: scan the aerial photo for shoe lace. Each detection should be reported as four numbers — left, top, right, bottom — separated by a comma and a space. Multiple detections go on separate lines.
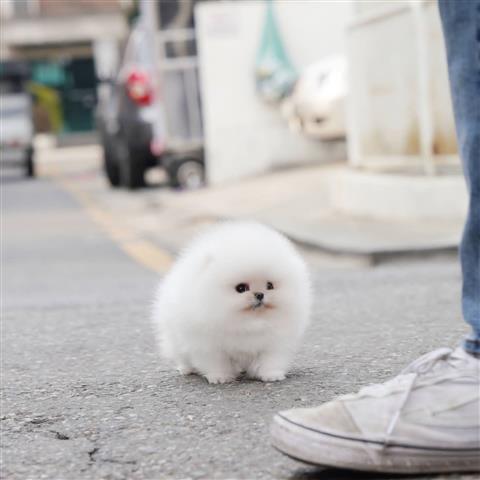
354, 348, 454, 448
356, 347, 453, 399
399, 347, 453, 376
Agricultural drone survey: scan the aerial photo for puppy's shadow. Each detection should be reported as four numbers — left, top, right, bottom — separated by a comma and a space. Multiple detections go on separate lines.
289, 468, 461, 480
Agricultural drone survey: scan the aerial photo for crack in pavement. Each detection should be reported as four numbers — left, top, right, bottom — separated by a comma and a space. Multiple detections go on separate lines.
87, 447, 99, 463
87, 446, 137, 467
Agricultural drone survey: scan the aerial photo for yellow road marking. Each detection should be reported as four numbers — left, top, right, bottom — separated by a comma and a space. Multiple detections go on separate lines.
122, 239, 173, 273
56, 178, 173, 274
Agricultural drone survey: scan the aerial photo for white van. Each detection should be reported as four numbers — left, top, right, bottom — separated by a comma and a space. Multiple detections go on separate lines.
0, 62, 35, 177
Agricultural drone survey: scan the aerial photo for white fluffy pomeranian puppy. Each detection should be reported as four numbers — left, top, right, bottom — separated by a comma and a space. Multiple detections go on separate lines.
152, 221, 311, 384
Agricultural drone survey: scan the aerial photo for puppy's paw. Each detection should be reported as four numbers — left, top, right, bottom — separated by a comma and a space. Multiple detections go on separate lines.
177, 365, 195, 375
257, 371, 286, 382
205, 373, 236, 384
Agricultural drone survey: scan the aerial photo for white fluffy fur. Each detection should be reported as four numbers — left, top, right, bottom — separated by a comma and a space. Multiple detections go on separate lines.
152, 221, 311, 384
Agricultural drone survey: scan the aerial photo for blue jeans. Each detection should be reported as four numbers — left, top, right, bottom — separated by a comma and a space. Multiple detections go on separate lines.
439, 0, 480, 355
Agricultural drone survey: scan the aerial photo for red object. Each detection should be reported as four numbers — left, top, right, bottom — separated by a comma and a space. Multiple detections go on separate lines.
150, 139, 165, 156
126, 69, 153, 106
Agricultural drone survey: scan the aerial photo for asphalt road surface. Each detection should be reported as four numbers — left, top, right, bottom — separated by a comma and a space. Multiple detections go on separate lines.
2, 172, 473, 480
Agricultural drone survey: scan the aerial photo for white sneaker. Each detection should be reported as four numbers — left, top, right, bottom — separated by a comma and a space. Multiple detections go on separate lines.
271, 347, 480, 473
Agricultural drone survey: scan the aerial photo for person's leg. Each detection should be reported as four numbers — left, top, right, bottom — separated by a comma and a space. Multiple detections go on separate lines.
438, 0, 480, 355
270, 1, 480, 473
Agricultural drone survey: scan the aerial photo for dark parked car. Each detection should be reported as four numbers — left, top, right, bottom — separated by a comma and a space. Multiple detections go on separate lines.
96, 23, 159, 189
97, 1, 205, 191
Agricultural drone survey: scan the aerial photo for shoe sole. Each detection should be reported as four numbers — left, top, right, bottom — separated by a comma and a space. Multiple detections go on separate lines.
271, 414, 480, 474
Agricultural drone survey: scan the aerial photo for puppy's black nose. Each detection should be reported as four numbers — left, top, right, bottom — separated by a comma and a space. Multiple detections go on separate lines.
254, 292, 264, 301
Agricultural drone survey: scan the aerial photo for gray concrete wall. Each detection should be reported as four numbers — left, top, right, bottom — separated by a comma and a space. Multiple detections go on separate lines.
347, 0, 457, 170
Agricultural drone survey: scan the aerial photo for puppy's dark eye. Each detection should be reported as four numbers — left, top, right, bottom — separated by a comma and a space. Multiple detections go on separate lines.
235, 283, 249, 293
266, 282, 274, 290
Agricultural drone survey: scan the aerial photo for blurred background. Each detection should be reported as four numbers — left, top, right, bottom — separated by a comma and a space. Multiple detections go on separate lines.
1, 0, 466, 261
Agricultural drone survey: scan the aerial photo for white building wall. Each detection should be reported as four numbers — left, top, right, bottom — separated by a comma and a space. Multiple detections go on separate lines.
346, 0, 457, 169
195, 0, 353, 185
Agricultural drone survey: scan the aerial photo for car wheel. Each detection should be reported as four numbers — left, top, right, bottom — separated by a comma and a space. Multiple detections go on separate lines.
25, 147, 35, 178
168, 158, 204, 190
119, 144, 146, 190
103, 146, 121, 187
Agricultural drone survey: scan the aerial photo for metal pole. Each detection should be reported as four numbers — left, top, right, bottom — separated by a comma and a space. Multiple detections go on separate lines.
140, 0, 168, 153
